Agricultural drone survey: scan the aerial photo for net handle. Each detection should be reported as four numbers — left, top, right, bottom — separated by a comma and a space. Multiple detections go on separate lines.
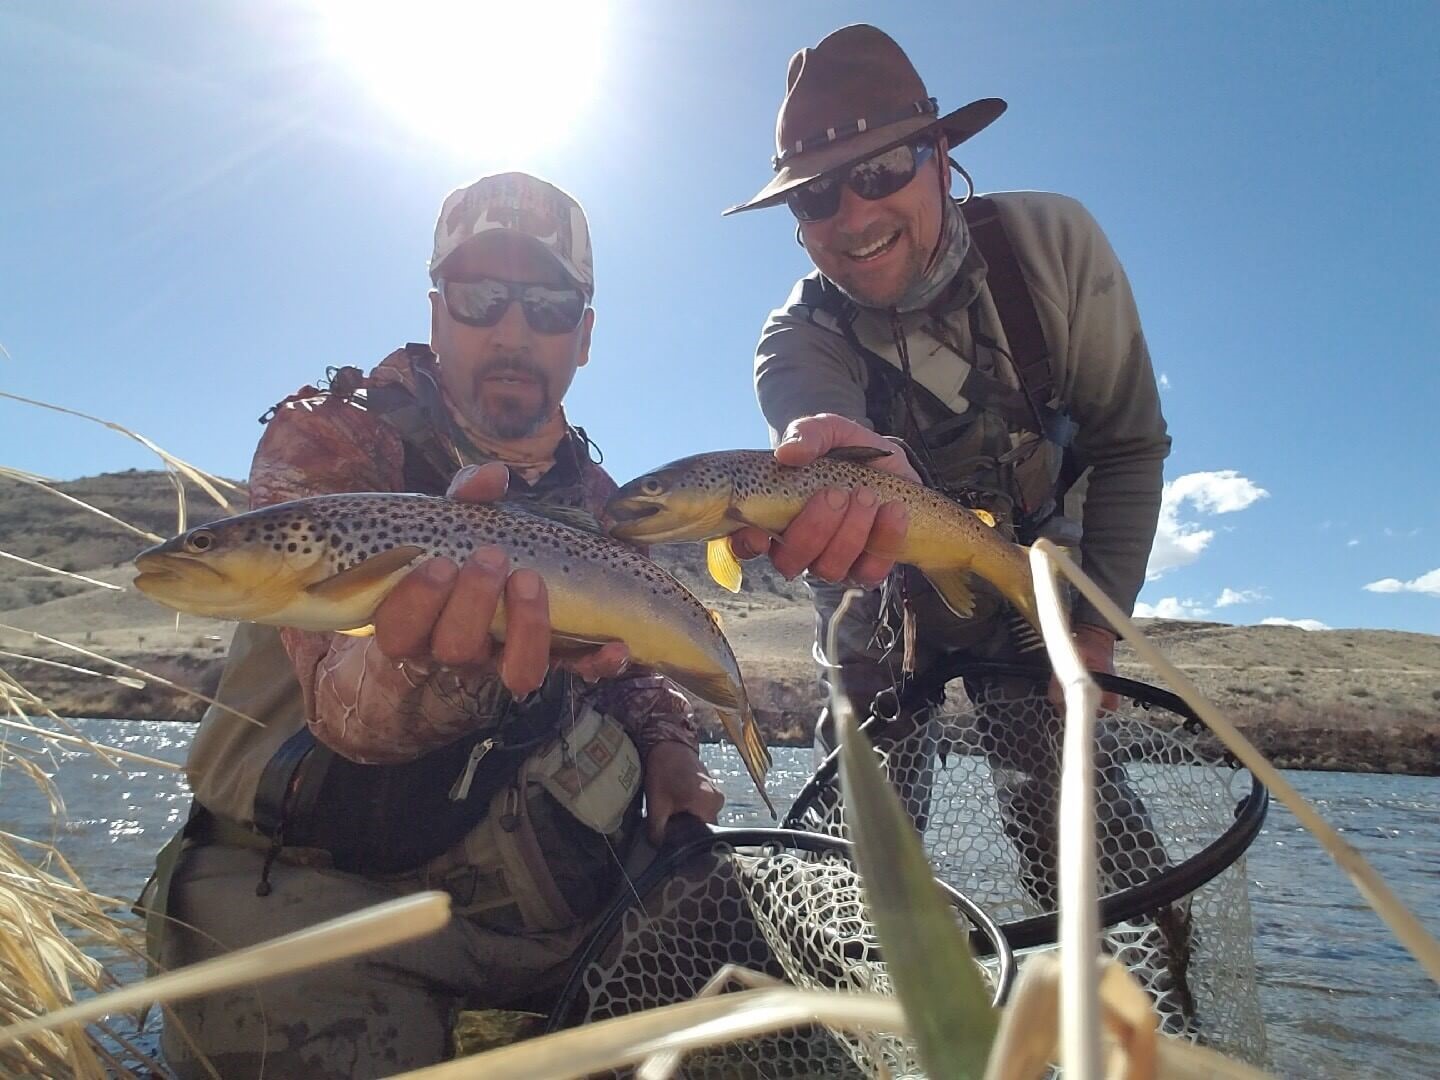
783, 659, 1270, 950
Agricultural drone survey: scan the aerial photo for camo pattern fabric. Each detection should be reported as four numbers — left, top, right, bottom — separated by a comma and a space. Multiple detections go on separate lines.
249, 349, 698, 765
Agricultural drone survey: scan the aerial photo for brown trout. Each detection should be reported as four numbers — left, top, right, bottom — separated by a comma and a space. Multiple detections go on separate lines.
606, 447, 1042, 632
132, 493, 772, 810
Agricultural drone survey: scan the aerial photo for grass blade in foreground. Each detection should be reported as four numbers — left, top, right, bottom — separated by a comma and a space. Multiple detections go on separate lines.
837, 671, 998, 1076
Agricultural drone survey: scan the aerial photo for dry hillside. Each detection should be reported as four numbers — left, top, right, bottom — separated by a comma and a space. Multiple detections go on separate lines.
1, 471, 1435, 773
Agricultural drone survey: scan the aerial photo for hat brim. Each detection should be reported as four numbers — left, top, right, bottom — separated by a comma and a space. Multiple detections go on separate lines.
723, 97, 1007, 216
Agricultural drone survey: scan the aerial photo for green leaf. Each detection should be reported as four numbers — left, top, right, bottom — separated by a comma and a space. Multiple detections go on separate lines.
839, 709, 998, 1078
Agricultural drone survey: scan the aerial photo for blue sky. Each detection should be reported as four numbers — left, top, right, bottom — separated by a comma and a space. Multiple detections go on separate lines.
2, 2, 1436, 635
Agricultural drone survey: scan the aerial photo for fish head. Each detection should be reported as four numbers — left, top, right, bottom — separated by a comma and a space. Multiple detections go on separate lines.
607, 455, 736, 542
133, 505, 334, 622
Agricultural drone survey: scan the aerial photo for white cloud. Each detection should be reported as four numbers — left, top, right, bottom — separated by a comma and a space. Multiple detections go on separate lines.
1216, 587, 1263, 607
1260, 616, 1331, 631
1347, 539, 1360, 548
1383, 526, 1422, 539
1134, 597, 1211, 619
1146, 470, 1269, 579
1364, 568, 1440, 597
1158, 373, 1171, 390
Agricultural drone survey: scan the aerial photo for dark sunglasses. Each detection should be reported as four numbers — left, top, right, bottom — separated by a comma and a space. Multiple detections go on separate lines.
439, 276, 587, 335
786, 139, 937, 223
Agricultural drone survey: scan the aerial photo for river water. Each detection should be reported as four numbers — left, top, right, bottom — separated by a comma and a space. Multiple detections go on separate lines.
2, 719, 1436, 1078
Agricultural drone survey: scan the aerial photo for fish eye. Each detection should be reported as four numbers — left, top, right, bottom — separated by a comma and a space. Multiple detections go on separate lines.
639, 476, 666, 497
184, 529, 216, 554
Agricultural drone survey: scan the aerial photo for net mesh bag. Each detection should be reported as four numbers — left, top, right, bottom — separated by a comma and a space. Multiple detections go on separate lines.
550, 835, 1008, 1078
787, 663, 1269, 1065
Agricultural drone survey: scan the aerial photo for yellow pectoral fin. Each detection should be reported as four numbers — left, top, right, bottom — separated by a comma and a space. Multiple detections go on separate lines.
706, 538, 743, 593
920, 566, 977, 619
336, 624, 375, 637
305, 545, 427, 603
972, 508, 997, 528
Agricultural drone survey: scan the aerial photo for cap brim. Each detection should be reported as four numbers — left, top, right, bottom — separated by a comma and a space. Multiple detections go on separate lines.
723, 97, 1007, 216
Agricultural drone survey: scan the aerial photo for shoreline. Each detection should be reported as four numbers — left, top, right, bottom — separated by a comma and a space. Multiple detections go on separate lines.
12, 649, 1437, 777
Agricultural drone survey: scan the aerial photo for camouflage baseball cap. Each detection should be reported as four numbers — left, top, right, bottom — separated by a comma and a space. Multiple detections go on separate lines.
430, 172, 594, 297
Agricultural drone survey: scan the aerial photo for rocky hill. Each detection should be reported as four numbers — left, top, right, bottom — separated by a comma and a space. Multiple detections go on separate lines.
1, 471, 1436, 774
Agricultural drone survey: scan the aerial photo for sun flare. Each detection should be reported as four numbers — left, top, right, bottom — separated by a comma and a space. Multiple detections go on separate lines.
314, 0, 610, 160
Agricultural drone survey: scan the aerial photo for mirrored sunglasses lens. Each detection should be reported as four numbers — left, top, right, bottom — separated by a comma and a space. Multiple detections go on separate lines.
849, 143, 918, 200
788, 176, 842, 222
445, 279, 511, 326
520, 285, 585, 333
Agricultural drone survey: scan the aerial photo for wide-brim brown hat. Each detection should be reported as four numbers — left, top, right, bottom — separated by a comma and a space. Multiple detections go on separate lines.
724, 24, 1005, 216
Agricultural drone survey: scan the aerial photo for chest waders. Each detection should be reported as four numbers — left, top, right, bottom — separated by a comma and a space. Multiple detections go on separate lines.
141, 350, 612, 939
799, 202, 1183, 1008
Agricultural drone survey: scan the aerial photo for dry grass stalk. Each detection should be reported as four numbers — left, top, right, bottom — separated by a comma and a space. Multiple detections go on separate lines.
395, 989, 908, 1080
1032, 539, 1440, 988
0, 623, 264, 729
0, 648, 146, 689
1030, 544, 1104, 1080
0, 391, 240, 510
0, 664, 128, 771
0, 756, 164, 1079
0, 548, 125, 591
0, 466, 162, 542
0, 892, 452, 1052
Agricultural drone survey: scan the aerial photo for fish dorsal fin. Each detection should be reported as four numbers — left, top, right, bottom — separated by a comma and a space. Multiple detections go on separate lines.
919, 566, 977, 620
502, 497, 604, 535
305, 545, 426, 602
706, 538, 743, 593
972, 508, 997, 528
822, 445, 893, 465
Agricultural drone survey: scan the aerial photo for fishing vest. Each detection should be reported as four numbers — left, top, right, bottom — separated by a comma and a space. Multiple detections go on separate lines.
796, 196, 1083, 546
185, 349, 611, 877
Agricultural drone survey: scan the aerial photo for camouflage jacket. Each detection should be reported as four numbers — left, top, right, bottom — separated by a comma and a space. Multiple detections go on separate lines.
250, 347, 698, 764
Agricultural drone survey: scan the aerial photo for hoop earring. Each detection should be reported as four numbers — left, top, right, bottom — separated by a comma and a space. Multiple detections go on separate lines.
948, 157, 975, 203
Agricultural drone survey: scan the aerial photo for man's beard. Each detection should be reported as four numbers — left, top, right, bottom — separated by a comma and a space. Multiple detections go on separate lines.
826, 221, 928, 309
467, 357, 553, 439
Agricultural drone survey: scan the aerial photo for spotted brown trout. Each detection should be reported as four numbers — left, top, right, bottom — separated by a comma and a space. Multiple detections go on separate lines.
132, 493, 773, 810
606, 447, 1043, 633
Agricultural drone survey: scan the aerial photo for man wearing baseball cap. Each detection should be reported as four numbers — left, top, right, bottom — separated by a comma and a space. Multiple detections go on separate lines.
148, 172, 723, 1077
723, 23, 1181, 1017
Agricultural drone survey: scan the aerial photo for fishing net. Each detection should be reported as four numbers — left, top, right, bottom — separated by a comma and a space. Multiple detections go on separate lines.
786, 661, 1270, 1066
547, 825, 1014, 1079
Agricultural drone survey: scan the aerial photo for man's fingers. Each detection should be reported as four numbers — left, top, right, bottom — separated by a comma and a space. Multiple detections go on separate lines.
429, 547, 508, 668
374, 557, 456, 660
563, 642, 631, 683
809, 485, 880, 582
770, 487, 849, 578
728, 528, 771, 562
497, 569, 550, 696
446, 461, 511, 503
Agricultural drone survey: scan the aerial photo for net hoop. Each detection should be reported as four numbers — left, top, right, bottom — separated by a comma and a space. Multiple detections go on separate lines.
547, 820, 1016, 1034
785, 660, 1269, 951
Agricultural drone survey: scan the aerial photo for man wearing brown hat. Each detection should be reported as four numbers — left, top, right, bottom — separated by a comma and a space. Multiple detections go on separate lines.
724, 20, 1175, 946
148, 172, 724, 1077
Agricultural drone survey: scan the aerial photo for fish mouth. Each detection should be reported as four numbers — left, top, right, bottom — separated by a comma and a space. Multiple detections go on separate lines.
607, 501, 662, 524
132, 552, 224, 595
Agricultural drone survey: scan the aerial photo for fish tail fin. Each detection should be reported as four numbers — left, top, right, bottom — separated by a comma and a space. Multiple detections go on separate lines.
718, 704, 775, 818
664, 663, 775, 817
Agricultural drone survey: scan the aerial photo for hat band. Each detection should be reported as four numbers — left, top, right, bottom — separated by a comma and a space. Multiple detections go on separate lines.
772, 96, 937, 170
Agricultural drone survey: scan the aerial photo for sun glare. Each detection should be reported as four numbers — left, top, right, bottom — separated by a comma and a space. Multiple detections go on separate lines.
314, 0, 610, 160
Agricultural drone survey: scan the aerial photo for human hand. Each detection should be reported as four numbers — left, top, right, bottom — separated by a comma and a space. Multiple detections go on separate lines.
728, 413, 915, 588
642, 740, 725, 845
1046, 623, 1120, 714
373, 462, 630, 696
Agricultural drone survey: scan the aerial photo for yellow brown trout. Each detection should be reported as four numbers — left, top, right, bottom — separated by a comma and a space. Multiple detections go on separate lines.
132, 493, 773, 810
606, 447, 1043, 633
